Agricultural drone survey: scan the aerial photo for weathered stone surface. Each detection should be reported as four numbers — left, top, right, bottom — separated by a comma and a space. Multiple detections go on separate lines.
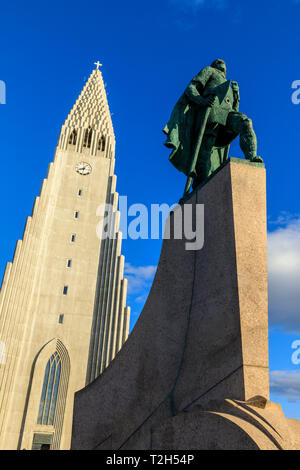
71, 158, 293, 450
152, 397, 298, 450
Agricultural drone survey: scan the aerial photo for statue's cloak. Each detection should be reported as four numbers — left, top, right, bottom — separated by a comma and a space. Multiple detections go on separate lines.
163, 80, 238, 177
163, 92, 197, 176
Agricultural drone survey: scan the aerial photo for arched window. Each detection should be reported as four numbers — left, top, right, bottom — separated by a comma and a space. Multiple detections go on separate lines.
37, 352, 61, 425
68, 129, 77, 145
83, 127, 92, 148
98, 135, 106, 152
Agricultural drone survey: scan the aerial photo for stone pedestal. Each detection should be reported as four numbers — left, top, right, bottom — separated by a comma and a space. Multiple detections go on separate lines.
71, 158, 299, 450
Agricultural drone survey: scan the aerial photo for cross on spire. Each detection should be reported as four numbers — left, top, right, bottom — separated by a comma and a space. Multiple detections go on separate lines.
94, 61, 102, 70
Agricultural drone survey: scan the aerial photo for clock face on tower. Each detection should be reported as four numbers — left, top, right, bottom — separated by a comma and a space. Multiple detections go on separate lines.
76, 162, 92, 175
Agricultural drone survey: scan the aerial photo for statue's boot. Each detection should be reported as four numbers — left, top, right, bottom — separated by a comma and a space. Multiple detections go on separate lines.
246, 155, 264, 163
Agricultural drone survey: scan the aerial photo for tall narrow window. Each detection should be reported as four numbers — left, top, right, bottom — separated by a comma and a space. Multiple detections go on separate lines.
74, 211, 79, 219
78, 189, 82, 196
83, 127, 92, 148
98, 135, 106, 151
58, 314, 64, 324
63, 286, 68, 295
71, 234, 76, 243
67, 259, 72, 268
68, 129, 77, 145
37, 352, 61, 425
87, 128, 92, 148
83, 129, 88, 148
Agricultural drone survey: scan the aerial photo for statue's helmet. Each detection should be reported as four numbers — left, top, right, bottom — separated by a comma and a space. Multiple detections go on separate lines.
211, 59, 227, 75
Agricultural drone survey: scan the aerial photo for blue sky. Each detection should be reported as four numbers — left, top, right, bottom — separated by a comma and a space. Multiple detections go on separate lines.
0, 0, 300, 419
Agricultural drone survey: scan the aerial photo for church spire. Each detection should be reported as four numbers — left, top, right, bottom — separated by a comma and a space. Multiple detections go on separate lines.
58, 64, 115, 157
0, 64, 130, 449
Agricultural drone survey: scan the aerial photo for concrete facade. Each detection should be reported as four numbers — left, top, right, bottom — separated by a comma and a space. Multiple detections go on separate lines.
71, 159, 300, 450
0, 67, 130, 449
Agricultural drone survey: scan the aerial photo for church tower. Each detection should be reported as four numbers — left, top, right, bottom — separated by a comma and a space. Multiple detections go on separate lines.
0, 64, 130, 450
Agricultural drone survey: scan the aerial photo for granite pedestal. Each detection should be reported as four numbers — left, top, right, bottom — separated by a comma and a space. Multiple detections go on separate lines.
71, 158, 299, 450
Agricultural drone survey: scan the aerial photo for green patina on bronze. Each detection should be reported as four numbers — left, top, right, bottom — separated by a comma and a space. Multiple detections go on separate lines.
163, 59, 263, 195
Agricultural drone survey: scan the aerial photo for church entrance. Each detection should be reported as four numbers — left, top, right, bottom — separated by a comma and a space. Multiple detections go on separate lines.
31, 433, 53, 450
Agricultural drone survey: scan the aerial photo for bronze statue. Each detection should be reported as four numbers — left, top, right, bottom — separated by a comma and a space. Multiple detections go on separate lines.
163, 59, 263, 196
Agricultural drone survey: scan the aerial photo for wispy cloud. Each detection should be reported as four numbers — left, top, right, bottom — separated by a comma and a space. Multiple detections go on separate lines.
270, 370, 300, 402
167, 0, 236, 30
171, 0, 299, 8
269, 211, 300, 227
124, 262, 157, 304
268, 217, 300, 333
169, 0, 228, 10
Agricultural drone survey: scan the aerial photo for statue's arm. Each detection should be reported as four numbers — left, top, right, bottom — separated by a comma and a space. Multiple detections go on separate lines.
185, 66, 213, 106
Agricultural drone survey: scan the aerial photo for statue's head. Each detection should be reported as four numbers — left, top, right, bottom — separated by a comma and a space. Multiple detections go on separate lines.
211, 59, 227, 76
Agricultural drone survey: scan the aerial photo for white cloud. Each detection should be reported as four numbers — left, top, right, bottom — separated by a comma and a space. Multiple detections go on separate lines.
270, 370, 300, 401
124, 263, 157, 303
268, 218, 300, 333
125, 263, 157, 281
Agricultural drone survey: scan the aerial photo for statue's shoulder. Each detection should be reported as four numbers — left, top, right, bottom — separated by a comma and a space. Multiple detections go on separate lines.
192, 66, 214, 82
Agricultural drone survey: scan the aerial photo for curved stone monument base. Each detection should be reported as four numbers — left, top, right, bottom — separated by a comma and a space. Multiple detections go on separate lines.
152, 396, 300, 450
71, 158, 300, 450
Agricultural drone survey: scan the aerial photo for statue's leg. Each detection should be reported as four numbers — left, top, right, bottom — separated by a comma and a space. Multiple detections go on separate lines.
226, 112, 263, 163
193, 133, 216, 189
